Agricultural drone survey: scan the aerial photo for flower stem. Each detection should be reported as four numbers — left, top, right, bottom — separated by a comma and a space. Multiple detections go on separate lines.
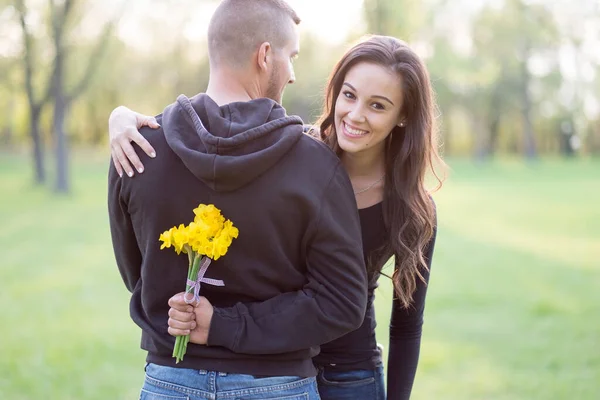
173, 251, 202, 363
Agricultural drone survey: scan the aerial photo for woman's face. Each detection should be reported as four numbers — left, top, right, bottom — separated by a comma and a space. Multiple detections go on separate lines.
334, 62, 404, 157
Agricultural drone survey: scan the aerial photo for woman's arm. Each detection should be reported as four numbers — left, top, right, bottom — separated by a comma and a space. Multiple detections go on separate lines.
387, 215, 437, 400
108, 106, 160, 177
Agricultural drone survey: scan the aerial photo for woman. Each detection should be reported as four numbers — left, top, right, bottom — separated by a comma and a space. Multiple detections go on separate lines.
108, 35, 443, 400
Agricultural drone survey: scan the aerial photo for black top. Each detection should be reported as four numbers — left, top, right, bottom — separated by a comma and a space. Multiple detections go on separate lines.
108, 94, 368, 378
313, 202, 437, 400
313, 202, 384, 369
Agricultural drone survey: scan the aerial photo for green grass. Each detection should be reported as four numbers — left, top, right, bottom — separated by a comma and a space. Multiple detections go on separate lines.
1, 152, 599, 399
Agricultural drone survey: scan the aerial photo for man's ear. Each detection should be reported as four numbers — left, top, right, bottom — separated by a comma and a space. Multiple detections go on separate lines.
257, 42, 272, 73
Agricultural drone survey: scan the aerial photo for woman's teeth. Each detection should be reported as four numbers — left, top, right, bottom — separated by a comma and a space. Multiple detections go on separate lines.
344, 122, 368, 136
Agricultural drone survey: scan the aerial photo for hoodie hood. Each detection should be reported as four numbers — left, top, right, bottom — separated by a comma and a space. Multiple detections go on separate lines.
162, 94, 304, 192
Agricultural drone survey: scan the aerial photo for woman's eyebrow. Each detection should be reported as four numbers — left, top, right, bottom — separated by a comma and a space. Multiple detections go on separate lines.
342, 83, 394, 106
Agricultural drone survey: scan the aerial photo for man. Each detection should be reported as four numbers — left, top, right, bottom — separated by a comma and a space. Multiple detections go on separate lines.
107, 1, 367, 398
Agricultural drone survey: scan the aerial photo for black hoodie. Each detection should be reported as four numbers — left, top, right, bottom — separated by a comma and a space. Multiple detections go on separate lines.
108, 94, 368, 377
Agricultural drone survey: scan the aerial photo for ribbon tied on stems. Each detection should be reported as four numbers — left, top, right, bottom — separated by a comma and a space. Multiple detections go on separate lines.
184, 256, 225, 305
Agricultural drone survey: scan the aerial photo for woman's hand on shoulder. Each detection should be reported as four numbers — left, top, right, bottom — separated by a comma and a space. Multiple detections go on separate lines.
108, 106, 160, 177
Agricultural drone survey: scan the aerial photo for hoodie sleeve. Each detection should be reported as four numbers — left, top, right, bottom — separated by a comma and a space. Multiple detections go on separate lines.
108, 163, 142, 292
207, 163, 368, 354
387, 207, 437, 400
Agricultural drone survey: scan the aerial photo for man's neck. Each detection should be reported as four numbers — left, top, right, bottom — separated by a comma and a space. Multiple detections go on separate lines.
206, 69, 261, 106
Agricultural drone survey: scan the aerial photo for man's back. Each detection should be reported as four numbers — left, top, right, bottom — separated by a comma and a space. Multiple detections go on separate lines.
108, 94, 367, 377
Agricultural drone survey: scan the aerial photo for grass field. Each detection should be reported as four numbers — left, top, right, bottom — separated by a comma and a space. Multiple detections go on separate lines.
0, 151, 599, 399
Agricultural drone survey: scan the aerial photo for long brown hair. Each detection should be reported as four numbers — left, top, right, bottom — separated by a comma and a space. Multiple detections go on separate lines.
316, 35, 445, 308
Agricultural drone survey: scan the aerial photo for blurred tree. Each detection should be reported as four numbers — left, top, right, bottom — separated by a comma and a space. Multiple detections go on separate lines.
364, 0, 427, 40
49, 0, 115, 193
426, 31, 482, 157
557, 1, 600, 156
470, 0, 560, 159
15, 0, 54, 184
5, 0, 598, 162
69, 0, 214, 147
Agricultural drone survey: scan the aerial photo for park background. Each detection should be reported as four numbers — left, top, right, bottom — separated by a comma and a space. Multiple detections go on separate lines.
0, 0, 599, 398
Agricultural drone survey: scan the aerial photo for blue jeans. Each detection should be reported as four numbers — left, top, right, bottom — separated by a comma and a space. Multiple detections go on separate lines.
140, 363, 321, 400
316, 365, 385, 400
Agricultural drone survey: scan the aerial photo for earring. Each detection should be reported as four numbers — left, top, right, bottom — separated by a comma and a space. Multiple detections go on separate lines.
399, 121, 406, 127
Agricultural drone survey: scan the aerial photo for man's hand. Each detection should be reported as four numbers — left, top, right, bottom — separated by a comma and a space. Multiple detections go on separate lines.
167, 293, 214, 345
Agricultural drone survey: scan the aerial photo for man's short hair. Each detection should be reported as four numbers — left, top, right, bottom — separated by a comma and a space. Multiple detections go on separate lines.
208, 0, 301, 69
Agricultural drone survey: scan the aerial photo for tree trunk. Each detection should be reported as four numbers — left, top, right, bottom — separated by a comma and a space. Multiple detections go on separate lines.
488, 116, 501, 156
471, 116, 489, 161
521, 90, 536, 159
54, 102, 70, 193
30, 110, 46, 184
587, 124, 600, 156
16, 0, 52, 185
520, 51, 537, 159
487, 81, 504, 157
53, 48, 69, 194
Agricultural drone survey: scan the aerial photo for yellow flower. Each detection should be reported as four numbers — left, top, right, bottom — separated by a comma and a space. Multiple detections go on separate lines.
160, 204, 238, 258
213, 236, 230, 260
223, 220, 239, 239
159, 228, 175, 249
172, 224, 190, 255
193, 204, 225, 237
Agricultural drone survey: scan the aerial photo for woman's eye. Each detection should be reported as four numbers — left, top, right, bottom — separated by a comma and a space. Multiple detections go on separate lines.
372, 102, 385, 110
343, 91, 356, 100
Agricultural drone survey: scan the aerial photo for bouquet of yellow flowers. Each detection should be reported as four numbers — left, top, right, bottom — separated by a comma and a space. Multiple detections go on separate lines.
159, 204, 239, 363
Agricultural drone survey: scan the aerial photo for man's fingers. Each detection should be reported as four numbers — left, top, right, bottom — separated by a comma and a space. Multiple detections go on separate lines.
111, 143, 135, 177
168, 326, 191, 337
168, 293, 195, 311
168, 307, 195, 322
131, 130, 156, 159
119, 135, 144, 173
168, 317, 196, 331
